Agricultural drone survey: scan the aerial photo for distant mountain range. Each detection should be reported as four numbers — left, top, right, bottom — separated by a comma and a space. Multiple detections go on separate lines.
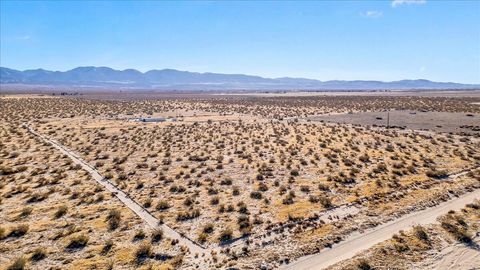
1, 67, 478, 90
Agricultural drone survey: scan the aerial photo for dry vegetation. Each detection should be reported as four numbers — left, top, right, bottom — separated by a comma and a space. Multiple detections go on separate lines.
1, 93, 479, 269
0, 119, 189, 269
328, 201, 480, 270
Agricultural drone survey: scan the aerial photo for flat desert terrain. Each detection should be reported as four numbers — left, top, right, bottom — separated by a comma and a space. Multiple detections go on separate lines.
1, 91, 479, 270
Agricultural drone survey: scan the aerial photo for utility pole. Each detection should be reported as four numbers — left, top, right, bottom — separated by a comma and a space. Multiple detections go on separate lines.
387, 111, 390, 128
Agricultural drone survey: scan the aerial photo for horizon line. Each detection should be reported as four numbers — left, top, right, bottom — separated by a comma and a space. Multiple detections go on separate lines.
2, 66, 479, 85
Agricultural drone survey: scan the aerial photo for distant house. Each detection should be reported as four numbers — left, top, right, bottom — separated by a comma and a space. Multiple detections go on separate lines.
138, 117, 166, 122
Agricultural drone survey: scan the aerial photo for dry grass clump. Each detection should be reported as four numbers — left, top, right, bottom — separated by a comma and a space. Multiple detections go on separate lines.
101, 239, 114, 255
412, 225, 429, 242
53, 204, 68, 219
133, 241, 153, 264
218, 228, 233, 243
151, 228, 163, 243
156, 200, 171, 211
8, 224, 29, 238
356, 258, 372, 270
7, 257, 27, 270
18, 207, 32, 219
329, 203, 479, 270
106, 209, 121, 230
440, 213, 473, 243
133, 229, 146, 241
65, 233, 89, 249
30, 247, 47, 261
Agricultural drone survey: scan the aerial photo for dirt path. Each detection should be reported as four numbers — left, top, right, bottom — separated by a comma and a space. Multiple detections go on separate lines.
24, 124, 479, 268
25, 125, 206, 255
420, 236, 480, 270
280, 187, 480, 270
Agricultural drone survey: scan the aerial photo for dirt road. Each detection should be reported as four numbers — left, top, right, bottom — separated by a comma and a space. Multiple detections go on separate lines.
280, 187, 480, 270
25, 125, 205, 255
25, 124, 478, 267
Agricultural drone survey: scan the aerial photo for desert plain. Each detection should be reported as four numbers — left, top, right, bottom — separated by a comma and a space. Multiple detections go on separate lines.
1, 90, 479, 270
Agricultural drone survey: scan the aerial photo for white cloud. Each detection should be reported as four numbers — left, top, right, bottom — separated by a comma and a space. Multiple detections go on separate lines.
392, 0, 426, 7
361, 10, 383, 18
420, 66, 426, 72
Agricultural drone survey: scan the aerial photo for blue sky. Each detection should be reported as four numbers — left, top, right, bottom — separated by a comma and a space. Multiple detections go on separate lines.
1, 0, 479, 83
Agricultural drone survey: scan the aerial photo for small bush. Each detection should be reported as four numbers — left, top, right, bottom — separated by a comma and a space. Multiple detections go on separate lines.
250, 191, 262, 200
7, 257, 26, 270
134, 241, 152, 264
356, 258, 372, 270
318, 194, 332, 209
203, 223, 214, 234
218, 228, 233, 242
133, 229, 146, 241
151, 229, 163, 243
413, 225, 429, 242
210, 196, 220, 205
8, 224, 29, 237
426, 169, 448, 179
198, 232, 208, 243
282, 192, 295, 205
176, 209, 200, 221
30, 247, 47, 261
220, 179, 232, 185
300, 185, 310, 193
156, 200, 170, 211
54, 205, 68, 219
101, 239, 114, 255
19, 207, 33, 218
441, 221, 472, 243
66, 234, 89, 249
143, 198, 152, 208
106, 209, 121, 230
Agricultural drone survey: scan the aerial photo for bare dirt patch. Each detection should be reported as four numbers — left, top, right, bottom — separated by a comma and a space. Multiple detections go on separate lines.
308, 110, 480, 135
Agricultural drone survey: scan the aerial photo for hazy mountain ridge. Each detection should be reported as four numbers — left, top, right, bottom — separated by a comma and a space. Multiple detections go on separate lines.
1, 67, 478, 90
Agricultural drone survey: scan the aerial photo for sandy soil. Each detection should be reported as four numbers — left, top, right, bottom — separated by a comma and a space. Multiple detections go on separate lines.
280, 187, 480, 270
25, 124, 206, 255
308, 110, 480, 135
420, 236, 480, 270
219, 90, 480, 98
